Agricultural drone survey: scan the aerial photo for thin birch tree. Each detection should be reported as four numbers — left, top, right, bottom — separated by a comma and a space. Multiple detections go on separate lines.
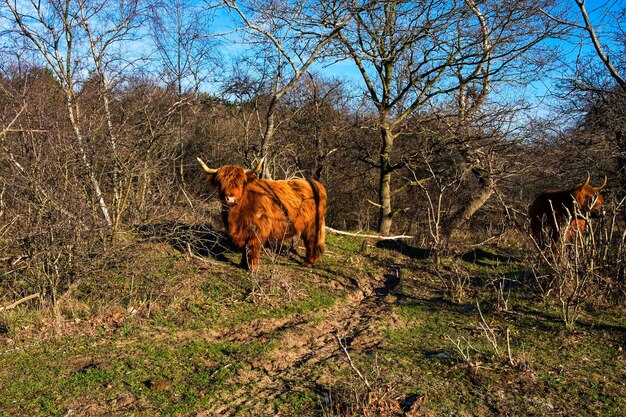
3, 0, 113, 227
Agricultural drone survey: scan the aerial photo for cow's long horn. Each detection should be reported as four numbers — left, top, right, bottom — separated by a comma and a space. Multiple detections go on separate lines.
596, 175, 608, 190
197, 157, 217, 174
246, 158, 264, 175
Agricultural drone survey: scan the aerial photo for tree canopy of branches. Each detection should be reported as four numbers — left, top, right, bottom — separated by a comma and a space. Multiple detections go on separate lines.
219, 0, 350, 178
0, 0, 624, 302
543, 0, 626, 189
322, 0, 557, 235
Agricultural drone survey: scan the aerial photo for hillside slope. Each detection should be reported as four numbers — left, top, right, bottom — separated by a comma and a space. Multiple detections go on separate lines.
1, 233, 625, 416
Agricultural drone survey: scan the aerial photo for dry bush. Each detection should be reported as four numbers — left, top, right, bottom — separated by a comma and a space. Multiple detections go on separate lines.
434, 262, 471, 303
447, 302, 517, 370
0, 68, 204, 320
530, 198, 626, 327
320, 335, 419, 417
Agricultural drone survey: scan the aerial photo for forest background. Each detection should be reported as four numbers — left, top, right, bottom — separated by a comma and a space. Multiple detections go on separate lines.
1, 0, 624, 244
0, 0, 624, 303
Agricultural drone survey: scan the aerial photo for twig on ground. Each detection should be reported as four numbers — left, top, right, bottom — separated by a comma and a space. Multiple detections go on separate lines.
0, 293, 40, 311
335, 332, 371, 390
325, 226, 414, 240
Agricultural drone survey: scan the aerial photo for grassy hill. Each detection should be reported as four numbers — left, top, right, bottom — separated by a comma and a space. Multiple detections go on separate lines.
1, 232, 624, 416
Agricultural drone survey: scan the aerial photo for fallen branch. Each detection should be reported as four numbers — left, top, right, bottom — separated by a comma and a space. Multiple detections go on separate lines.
186, 243, 216, 265
0, 293, 40, 312
325, 226, 414, 240
335, 332, 371, 390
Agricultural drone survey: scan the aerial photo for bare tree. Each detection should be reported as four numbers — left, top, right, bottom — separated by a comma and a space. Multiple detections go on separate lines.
77, 0, 145, 230
439, 0, 556, 240
328, 0, 556, 235
542, 0, 625, 95
220, 0, 350, 178
150, 0, 221, 183
291, 74, 344, 181
542, 0, 626, 183
3, 0, 114, 227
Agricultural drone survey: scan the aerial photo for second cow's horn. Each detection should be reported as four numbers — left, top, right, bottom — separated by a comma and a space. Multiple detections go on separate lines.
582, 173, 591, 187
246, 158, 264, 175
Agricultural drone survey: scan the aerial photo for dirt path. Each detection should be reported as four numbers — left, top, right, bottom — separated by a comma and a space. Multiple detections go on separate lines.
199, 263, 403, 416
36, 248, 408, 417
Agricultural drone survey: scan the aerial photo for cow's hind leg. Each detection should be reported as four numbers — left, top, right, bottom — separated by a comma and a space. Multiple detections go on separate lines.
302, 241, 315, 267
301, 228, 318, 267
239, 248, 249, 269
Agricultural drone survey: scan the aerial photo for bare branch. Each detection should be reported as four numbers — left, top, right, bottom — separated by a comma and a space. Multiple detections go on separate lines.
325, 226, 414, 240
0, 293, 40, 312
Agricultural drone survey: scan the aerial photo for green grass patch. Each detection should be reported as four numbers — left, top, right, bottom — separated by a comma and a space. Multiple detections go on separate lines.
0, 333, 276, 416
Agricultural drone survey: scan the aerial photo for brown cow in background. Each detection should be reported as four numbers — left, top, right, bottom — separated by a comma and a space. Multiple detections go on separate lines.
529, 176, 607, 248
197, 158, 327, 270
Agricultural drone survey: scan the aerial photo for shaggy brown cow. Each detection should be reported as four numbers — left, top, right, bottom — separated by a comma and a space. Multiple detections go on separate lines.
528, 175, 607, 248
197, 158, 327, 270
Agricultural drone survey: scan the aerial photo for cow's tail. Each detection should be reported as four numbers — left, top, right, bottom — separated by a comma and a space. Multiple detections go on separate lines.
315, 202, 327, 259
310, 179, 327, 260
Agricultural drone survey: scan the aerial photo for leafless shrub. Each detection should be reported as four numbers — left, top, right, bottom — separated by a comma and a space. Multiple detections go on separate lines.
320, 333, 415, 417
0, 64, 197, 324
409, 165, 448, 263
596, 197, 626, 303
448, 302, 516, 370
487, 273, 514, 312
435, 262, 471, 303
242, 233, 305, 306
530, 197, 626, 327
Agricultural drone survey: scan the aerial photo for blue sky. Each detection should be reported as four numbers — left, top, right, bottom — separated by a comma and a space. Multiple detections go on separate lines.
211, 0, 624, 118
3, 0, 623, 125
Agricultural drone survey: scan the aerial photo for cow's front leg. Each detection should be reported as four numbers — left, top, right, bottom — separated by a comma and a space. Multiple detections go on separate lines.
242, 242, 261, 270
239, 248, 249, 269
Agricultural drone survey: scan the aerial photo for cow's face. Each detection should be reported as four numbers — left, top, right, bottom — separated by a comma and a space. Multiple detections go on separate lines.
197, 158, 262, 208
573, 176, 607, 218
212, 166, 250, 208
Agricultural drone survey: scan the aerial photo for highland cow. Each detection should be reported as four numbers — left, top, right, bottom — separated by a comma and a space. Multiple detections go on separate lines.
198, 158, 326, 270
529, 175, 607, 248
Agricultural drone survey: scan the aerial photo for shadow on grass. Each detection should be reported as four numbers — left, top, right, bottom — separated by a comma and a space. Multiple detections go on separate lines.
376, 272, 401, 296
396, 293, 478, 316
375, 240, 431, 260
514, 304, 626, 336
137, 221, 237, 261
460, 247, 521, 265
311, 263, 365, 292
139, 222, 324, 271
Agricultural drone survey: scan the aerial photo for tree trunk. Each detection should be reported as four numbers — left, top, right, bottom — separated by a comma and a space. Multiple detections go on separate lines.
260, 102, 277, 180
378, 126, 394, 236
66, 95, 113, 227
99, 76, 124, 230
443, 178, 494, 241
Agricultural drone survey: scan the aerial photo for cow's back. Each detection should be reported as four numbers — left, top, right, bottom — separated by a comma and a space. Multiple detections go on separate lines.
529, 188, 577, 246
268, 178, 325, 237
235, 177, 325, 241
529, 189, 573, 220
